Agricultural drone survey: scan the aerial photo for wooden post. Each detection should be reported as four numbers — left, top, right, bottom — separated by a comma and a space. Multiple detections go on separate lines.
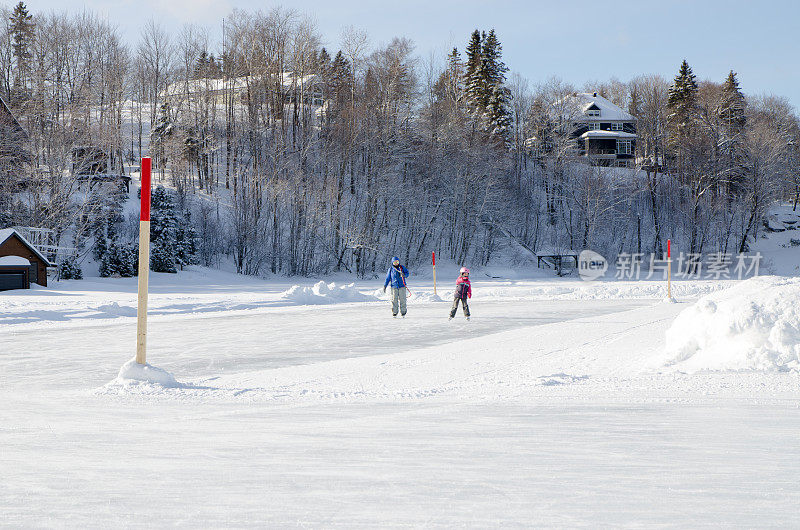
667, 238, 672, 300
136, 157, 152, 365
432, 251, 437, 296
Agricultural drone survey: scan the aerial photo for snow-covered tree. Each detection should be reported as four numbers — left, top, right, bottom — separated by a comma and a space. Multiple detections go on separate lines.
667, 60, 699, 139
463, 30, 484, 117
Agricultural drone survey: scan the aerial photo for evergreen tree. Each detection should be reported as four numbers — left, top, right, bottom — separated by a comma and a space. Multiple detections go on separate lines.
719, 70, 747, 193
463, 30, 484, 116
719, 70, 746, 133
331, 51, 351, 88
99, 251, 113, 277
152, 103, 174, 168
59, 256, 83, 280
194, 50, 209, 79
117, 243, 138, 277
481, 30, 512, 143
487, 84, 512, 143
481, 30, 507, 88
317, 47, 331, 77
9, 2, 34, 96
150, 240, 177, 273
667, 60, 700, 178
92, 225, 109, 262
99, 241, 137, 277
175, 212, 199, 270
667, 60, 699, 138
461, 29, 512, 143
148, 185, 195, 273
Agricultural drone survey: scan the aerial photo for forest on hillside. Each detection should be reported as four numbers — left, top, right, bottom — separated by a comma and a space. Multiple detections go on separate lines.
0, 3, 798, 278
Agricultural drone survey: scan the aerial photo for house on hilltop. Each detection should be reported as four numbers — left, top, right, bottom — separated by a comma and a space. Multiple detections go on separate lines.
527, 92, 638, 168
569, 92, 637, 168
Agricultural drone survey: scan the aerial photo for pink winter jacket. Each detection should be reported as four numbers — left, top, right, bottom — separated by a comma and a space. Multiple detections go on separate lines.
455, 276, 472, 299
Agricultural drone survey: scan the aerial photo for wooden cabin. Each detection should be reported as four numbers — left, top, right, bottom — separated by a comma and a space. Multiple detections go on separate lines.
0, 228, 53, 290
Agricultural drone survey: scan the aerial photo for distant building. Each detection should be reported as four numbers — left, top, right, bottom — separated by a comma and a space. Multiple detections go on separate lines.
71, 146, 132, 192
568, 92, 637, 168
526, 92, 638, 168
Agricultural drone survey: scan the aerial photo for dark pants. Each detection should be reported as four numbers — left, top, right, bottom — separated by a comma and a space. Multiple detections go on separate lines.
450, 297, 470, 318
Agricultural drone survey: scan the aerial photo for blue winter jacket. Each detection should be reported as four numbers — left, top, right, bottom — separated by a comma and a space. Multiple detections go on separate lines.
384, 257, 410, 289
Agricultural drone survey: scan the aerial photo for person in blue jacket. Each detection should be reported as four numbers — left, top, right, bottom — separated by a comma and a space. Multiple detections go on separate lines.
383, 256, 410, 318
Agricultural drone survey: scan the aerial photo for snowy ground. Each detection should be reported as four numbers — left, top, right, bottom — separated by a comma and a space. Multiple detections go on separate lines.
2, 269, 800, 527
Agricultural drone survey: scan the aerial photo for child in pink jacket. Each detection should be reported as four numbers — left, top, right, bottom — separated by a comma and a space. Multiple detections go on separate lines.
449, 267, 471, 320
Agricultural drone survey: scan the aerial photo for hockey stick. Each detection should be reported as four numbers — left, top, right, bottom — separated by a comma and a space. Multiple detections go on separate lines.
399, 265, 412, 295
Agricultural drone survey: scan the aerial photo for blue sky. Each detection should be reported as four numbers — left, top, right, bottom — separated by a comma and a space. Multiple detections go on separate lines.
25, 0, 800, 109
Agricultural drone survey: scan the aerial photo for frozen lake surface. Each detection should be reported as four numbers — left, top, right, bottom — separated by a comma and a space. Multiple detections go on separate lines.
1, 271, 798, 527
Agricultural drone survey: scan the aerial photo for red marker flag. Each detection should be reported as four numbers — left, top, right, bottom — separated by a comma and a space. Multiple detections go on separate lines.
136, 158, 152, 364
140, 157, 151, 221
432, 251, 437, 295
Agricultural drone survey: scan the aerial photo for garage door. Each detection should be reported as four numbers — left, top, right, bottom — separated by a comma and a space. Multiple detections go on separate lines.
0, 272, 26, 291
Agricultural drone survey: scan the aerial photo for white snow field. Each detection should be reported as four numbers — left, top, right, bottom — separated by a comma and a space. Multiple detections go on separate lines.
2, 268, 800, 527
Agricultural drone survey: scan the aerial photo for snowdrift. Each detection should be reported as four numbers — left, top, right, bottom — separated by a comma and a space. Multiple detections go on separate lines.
663, 277, 800, 372
280, 281, 378, 305
409, 291, 448, 303
95, 359, 183, 395
114, 358, 180, 386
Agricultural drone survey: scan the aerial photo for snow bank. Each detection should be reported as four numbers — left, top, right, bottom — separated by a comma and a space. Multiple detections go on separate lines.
114, 358, 180, 387
479, 280, 731, 302
410, 291, 448, 303
370, 287, 447, 302
280, 281, 378, 305
663, 277, 800, 372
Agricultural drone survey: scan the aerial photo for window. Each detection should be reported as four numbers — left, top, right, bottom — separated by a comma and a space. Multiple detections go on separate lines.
586, 109, 600, 117
587, 122, 600, 130
611, 123, 623, 131
616, 140, 632, 155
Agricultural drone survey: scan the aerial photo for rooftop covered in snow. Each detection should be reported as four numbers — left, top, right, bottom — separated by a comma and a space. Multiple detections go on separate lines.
0, 228, 54, 266
559, 92, 635, 122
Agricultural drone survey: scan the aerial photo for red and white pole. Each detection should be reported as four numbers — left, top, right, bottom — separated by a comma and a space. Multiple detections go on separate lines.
432, 251, 437, 296
136, 157, 152, 365
667, 238, 672, 300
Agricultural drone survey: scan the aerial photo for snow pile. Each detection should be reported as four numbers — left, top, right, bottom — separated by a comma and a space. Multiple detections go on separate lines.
663, 277, 800, 372
410, 290, 449, 303
113, 358, 181, 387
479, 280, 731, 302
280, 281, 378, 305
370, 288, 447, 302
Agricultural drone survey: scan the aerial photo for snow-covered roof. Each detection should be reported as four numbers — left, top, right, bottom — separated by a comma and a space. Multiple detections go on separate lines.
0, 228, 54, 266
569, 93, 635, 122
0, 255, 30, 266
580, 130, 637, 139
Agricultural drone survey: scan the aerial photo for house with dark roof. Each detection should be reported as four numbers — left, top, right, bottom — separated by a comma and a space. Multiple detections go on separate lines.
568, 92, 637, 167
527, 92, 639, 168
0, 228, 53, 289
